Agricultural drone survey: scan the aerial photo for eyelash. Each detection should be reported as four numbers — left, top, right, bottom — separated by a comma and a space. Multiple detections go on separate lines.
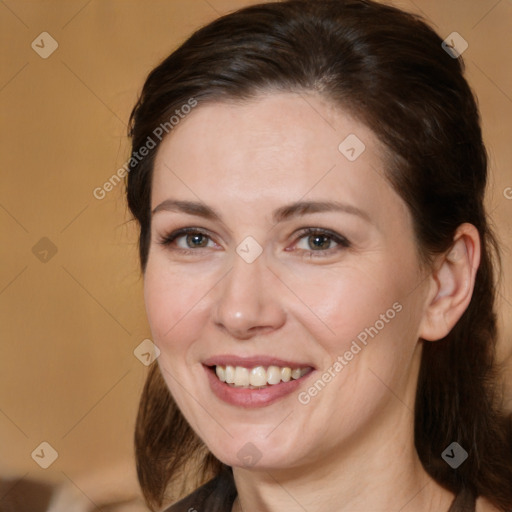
157, 227, 350, 258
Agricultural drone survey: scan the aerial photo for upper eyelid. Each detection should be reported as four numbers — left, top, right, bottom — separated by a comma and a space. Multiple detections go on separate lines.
152, 208, 367, 238
160, 227, 219, 245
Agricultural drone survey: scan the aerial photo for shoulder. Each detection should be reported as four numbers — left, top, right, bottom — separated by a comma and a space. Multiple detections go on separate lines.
161, 478, 216, 512
161, 469, 237, 512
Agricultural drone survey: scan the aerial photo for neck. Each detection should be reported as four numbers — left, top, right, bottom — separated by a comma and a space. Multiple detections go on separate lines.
232, 401, 454, 512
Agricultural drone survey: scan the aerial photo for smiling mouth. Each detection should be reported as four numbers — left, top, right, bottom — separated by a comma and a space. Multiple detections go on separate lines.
212, 364, 312, 389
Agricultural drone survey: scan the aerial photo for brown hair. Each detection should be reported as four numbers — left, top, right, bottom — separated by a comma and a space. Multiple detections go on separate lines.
127, 0, 512, 509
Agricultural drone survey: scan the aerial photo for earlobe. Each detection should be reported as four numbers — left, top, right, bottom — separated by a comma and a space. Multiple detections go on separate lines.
419, 223, 481, 342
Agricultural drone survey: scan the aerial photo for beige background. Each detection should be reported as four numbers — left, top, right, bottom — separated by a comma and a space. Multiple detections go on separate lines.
1, 0, 511, 507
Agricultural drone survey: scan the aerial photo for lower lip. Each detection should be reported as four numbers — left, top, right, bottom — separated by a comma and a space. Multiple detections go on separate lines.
204, 365, 314, 408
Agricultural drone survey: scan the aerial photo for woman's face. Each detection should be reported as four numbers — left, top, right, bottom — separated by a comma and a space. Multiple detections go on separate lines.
144, 93, 431, 470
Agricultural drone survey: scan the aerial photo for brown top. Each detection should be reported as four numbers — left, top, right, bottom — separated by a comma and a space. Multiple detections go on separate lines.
163, 469, 476, 512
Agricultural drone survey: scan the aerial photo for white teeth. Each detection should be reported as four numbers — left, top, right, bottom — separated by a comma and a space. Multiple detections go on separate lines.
281, 367, 291, 382
225, 365, 236, 384
214, 364, 310, 388
249, 366, 268, 387
215, 365, 226, 382
267, 365, 282, 385
234, 366, 250, 387
291, 368, 301, 380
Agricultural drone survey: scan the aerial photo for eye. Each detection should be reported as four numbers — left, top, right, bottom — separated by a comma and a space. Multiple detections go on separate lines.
157, 226, 349, 258
292, 228, 350, 256
158, 228, 219, 252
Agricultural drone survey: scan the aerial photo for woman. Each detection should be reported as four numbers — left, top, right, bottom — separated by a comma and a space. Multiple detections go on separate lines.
126, 0, 512, 510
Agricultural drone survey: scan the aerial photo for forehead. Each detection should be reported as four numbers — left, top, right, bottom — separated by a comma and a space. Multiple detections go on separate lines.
151, 92, 404, 226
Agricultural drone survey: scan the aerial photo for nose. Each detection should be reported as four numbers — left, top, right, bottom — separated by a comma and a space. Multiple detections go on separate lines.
212, 252, 286, 340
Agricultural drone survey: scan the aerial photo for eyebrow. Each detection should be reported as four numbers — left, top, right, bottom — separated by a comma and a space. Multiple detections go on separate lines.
152, 199, 371, 223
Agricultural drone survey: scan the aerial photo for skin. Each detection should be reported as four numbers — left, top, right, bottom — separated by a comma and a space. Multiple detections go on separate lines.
144, 92, 487, 511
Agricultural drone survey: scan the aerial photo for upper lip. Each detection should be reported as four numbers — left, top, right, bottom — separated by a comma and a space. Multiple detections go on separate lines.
203, 355, 315, 370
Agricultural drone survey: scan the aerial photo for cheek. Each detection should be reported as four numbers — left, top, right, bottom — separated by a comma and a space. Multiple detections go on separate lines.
280, 260, 412, 358
143, 261, 210, 355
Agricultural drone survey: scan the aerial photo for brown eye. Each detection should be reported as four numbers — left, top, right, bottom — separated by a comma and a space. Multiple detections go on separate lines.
307, 234, 333, 250
158, 228, 217, 251
185, 233, 209, 248
294, 228, 350, 255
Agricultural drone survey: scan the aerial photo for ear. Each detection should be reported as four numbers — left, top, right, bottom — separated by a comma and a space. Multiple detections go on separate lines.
419, 223, 481, 342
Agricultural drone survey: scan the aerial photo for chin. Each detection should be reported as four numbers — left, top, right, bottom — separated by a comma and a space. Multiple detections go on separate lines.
203, 431, 304, 471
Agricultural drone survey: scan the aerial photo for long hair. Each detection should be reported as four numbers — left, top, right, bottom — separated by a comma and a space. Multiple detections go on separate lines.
127, 1, 512, 509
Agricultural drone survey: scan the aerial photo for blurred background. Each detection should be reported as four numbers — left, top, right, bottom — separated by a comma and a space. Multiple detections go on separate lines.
1, 0, 511, 510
